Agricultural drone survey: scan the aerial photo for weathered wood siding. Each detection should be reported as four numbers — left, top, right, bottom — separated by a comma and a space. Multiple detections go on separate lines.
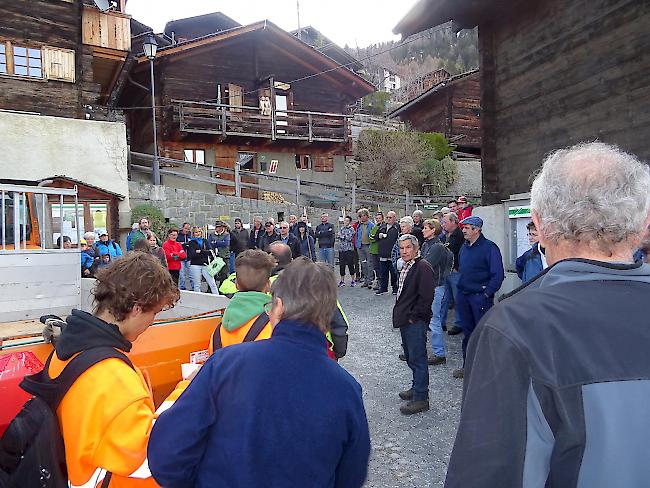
397, 72, 481, 152
0, 0, 103, 119
481, 0, 650, 203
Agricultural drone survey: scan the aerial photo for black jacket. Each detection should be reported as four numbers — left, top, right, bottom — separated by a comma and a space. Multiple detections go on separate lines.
315, 223, 335, 248
421, 237, 453, 287
446, 227, 464, 271
187, 238, 211, 266
177, 231, 193, 261
446, 259, 650, 488
377, 223, 399, 259
249, 226, 264, 249
230, 228, 250, 254
280, 232, 302, 259
259, 230, 280, 252
392, 257, 434, 328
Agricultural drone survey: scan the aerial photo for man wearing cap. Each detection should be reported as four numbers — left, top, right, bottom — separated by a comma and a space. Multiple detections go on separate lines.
208, 221, 231, 284
456, 196, 473, 222
454, 215, 504, 378
259, 220, 280, 251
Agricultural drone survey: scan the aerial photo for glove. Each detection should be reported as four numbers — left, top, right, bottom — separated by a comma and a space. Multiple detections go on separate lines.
40, 315, 66, 345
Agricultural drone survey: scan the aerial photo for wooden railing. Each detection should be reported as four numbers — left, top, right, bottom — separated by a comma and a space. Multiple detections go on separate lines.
82, 6, 131, 51
174, 100, 349, 143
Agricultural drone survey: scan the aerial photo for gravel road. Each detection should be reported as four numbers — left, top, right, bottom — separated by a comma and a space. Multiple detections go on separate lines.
337, 285, 464, 488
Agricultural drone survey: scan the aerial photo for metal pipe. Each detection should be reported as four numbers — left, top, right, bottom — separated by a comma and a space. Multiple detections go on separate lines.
1, 190, 5, 251
59, 194, 64, 249
74, 187, 80, 247
150, 59, 160, 186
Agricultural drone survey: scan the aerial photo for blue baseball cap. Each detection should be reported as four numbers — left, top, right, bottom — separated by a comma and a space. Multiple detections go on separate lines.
460, 216, 483, 228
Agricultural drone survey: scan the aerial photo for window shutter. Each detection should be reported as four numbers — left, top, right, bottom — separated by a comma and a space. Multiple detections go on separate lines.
314, 156, 334, 173
229, 83, 243, 112
42, 46, 75, 82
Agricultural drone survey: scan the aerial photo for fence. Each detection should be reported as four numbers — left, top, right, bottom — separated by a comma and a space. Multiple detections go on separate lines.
129, 151, 478, 216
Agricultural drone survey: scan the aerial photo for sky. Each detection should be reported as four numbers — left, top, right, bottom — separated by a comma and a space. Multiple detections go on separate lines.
125, 0, 420, 48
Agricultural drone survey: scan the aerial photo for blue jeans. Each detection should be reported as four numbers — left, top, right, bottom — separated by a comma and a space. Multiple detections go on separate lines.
178, 260, 192, 290
457, 292, 494, 362
318, 247, 335, 268
229, 251, 239, 274
440, 271, 461, 328
400, 321, 429, 401
189, 264, 219, 294
429, 285, 447, 357
379, 259, 398, 293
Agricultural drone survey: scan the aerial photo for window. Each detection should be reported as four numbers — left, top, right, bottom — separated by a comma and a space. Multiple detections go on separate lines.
184, 149, 205, 165
295, 154, 311, 170
237, 152, 256, 172
0, 42, 44, 79
314, 156, 334, 173
13, 46, 42, 78
0, 44, 6, 74
275, 94, 288, 134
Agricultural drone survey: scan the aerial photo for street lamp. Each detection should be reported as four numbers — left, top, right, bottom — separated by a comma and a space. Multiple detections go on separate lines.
143, 34, 160, 186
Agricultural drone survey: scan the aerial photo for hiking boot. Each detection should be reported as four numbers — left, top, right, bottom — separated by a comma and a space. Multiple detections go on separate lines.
350, 280, 357, 287
360, 282, 368, 288
452, 368, 464, 379
375, 290, 387, 296
338, 280, 345, 287
399, 353, 407, 362
398, 389, 413, 400
392, 290, 398, 296
447, 326, 462, 336
428, 355, 447, 366
400, 400, 429, 415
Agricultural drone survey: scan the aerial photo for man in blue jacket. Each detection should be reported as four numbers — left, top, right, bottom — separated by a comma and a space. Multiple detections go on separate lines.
454, 216, 504, 378
148, 257, 370, 488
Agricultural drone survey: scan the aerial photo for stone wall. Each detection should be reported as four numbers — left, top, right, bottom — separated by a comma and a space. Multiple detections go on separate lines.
129, 182, 318, 227
448, 159, 482, 197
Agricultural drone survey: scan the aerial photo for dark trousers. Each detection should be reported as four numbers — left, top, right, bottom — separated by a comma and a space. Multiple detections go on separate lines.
379, 259, 398, 293
169, 269, 180, 286
400, 322, 429, 401
339, 250, 356, 277
456, 292, 494, 362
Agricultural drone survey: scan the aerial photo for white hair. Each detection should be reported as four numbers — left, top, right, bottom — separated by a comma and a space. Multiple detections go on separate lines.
531, 142, 650, 246
400, 216, 414, 227
398, 233, 420, 249
83, 231, 95, 240
412, 210, 423, 218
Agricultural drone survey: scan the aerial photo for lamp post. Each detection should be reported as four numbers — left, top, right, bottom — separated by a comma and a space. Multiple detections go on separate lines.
143, 34, 160, 186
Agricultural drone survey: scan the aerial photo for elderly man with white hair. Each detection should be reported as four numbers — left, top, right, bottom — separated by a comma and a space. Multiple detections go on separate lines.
445, 142, 650, 488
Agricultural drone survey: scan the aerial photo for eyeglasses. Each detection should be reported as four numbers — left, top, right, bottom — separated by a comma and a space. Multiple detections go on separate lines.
263, 301, 273, 314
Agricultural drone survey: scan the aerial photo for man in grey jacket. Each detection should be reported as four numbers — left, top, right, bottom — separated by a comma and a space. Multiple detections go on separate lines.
445, 142, 650, 487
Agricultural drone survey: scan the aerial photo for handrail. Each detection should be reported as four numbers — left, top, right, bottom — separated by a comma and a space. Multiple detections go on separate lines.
173, 99, 350, 119
0, 183, 78, 196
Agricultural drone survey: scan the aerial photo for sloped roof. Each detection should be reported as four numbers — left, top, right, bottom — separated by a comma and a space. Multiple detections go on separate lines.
290, 26, 364, 72
135, 20, 375, 98
163, 12, 241, 39
388, 69, 479, 118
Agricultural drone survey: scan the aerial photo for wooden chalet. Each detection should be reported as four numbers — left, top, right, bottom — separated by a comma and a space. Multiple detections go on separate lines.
0, 0, 131, 119
389, 69, 480, 154
395, 0, 650, 204
119, 16, 375, 198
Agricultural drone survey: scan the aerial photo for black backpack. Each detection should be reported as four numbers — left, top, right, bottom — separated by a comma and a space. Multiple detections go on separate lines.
0, 347, 133, 488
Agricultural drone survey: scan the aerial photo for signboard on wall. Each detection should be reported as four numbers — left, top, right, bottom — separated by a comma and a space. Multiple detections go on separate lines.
508, 205, 532, 263
269, 159, 279, 174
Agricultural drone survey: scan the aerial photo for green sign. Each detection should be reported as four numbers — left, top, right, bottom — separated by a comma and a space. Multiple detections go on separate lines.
423, 204, 438, 210
508, 206, 531, 219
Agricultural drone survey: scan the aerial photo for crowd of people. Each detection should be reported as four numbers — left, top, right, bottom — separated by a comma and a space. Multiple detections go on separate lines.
7, 142, 650, 487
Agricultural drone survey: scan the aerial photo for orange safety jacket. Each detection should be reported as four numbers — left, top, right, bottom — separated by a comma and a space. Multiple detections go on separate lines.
48, 352, 159, 488
208, 312, 272, 355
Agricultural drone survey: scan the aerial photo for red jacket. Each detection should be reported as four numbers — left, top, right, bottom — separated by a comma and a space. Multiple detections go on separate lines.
163, 240, 187, 271
458, 205, 474, 222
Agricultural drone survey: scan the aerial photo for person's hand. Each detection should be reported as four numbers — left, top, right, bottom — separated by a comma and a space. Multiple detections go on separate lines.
83, 269, 90, 276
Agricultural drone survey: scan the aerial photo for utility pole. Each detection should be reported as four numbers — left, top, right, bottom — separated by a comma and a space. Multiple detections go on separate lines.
296, 0, 301, 39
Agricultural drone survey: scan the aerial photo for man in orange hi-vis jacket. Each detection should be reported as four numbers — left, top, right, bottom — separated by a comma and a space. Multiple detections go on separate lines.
40, 252, 179, 487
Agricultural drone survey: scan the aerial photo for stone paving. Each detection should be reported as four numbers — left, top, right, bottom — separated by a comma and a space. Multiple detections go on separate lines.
336, 285, 464, 488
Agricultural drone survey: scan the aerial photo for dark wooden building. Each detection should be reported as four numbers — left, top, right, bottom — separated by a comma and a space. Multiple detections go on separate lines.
395, 0, 650, 204
120, 17, 375, 198
0, 0, 131, 120
389, 69, 480, 154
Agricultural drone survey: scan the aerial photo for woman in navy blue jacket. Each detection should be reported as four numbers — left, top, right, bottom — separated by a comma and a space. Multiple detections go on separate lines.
148, 257, 370, 488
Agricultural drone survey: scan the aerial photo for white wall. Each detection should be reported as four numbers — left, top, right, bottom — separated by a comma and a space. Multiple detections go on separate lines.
0, 111, 131, 228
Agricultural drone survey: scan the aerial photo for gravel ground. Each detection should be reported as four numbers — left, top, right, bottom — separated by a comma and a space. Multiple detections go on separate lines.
337, 284, 464, 488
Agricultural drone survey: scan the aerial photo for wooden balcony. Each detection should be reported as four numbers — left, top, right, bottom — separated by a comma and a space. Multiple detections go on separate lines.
82, 7, 131, 52
174, 100, 350, 144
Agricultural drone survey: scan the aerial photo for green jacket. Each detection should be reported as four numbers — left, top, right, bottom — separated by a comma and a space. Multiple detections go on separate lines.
369, 225, 380, 255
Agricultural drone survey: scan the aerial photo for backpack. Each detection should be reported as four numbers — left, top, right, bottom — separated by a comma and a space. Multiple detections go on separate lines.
211, 312, 270, 352
0, 347, 133, 488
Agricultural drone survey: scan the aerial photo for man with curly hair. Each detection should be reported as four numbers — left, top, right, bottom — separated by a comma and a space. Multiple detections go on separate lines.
27, 252, 179, 487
